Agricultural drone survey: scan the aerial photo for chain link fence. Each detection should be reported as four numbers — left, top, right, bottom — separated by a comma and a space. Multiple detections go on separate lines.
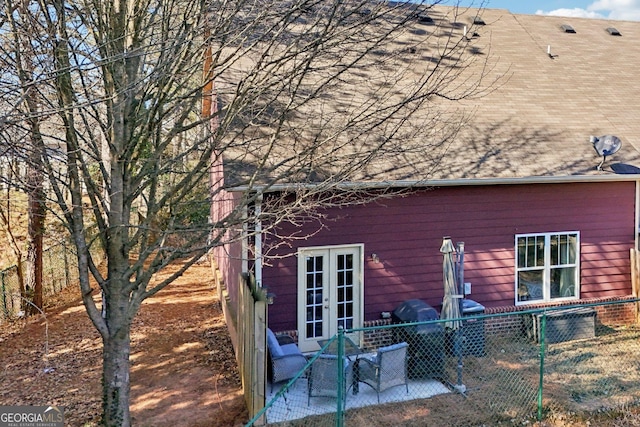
0, 240, 103, 321
248, 299, 640, 426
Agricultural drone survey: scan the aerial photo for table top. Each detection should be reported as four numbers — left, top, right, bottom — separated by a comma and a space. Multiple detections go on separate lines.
318, 336, 363, 357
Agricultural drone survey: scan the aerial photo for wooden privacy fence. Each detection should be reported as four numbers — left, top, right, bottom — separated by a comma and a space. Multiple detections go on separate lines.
237, 273, 268, 423
211, 259, 267, 424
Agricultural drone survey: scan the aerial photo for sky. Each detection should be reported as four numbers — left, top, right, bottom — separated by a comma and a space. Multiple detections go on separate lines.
462, 0, 640, 21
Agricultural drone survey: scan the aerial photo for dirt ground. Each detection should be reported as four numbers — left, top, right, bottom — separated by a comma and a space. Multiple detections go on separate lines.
0, 259, 249, 427
4, 260, 640, 427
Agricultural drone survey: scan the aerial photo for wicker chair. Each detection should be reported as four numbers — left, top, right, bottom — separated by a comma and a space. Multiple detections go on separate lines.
307, 354, 353, 407
266, 328, 307, 391
358, 342, 409, 403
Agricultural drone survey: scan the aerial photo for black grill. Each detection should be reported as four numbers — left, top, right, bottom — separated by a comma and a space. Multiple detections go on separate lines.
392, 299, 445, 379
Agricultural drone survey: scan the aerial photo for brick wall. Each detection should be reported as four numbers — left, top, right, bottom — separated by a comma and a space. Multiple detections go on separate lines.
273, 297, 638, 349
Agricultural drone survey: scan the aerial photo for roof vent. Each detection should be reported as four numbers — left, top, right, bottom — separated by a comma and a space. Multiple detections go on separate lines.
416, 14, 433, 24
606, 27, 621, 36
561, 24, 576, 33
471, 16, 485, 25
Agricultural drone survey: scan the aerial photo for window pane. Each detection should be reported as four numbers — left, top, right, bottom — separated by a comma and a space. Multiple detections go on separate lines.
535, 237, 545, 267
551, 266, 576, 299
517, 237, 526, 268
551, 233, 577, 266
559, 235, 568, 264
568, 234, 577, 263
516, 232, 579, 304
526, 238, 536, 267
518, 270, 544, 302
551, 235, 559, 265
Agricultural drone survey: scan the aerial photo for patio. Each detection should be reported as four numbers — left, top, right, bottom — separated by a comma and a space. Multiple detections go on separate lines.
265, 375, 451, 424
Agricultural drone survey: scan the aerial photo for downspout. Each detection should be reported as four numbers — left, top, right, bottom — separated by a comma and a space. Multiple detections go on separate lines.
634, 180, 640, 249
635, 180, 640, 324
241, 203, 248, 275
255, 194, 263, 287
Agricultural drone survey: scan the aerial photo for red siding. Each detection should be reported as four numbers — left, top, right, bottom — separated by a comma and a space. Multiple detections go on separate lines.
210, 156, 243, 307
262, 182, 636, 332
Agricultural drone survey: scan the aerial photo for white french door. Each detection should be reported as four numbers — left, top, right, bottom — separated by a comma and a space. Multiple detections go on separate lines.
297, 245, 363, 352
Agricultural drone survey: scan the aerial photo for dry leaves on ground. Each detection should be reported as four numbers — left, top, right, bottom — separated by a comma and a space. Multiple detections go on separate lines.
0, 260, 249, 427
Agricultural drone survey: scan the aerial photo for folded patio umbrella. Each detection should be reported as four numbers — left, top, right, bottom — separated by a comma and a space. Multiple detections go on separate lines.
440, 237, 462, 331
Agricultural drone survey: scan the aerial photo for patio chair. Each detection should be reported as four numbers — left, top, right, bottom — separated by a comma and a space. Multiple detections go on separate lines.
266, 328, 307, 391
307, 354, 353, 408
358, 342, 409, 403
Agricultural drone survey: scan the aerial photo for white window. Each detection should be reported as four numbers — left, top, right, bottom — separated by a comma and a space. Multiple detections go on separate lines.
515, 232, 579, 304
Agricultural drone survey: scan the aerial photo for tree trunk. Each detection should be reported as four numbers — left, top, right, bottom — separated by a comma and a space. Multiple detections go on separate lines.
102, 326, 132, 427
26, 191, 44, 313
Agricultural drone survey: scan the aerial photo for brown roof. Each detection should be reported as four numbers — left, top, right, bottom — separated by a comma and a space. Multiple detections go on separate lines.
433, 7, 640, 183
219, 5, 640, 189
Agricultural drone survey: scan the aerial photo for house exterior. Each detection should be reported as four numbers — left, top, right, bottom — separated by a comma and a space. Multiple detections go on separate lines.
209, 5, 640, 353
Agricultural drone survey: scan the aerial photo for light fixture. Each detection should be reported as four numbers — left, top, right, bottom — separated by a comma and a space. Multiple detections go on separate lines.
266, 292, 276, 305
371, 253, 380, 263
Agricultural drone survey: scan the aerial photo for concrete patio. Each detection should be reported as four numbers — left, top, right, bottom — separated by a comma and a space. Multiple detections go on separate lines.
265, 375, 451, 424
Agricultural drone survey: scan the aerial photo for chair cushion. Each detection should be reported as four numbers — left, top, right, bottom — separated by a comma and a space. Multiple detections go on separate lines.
377, 342, 408, 362
380, 342, 408, 352
280, 343, 302, 357
267, 328, 284, 357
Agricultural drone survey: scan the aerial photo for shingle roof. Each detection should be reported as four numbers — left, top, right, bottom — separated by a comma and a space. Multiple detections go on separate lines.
430, 7, 640, 182
220, 5, 640, 189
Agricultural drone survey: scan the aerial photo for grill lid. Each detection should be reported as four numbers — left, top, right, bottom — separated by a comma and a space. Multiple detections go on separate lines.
392, 299, 439, 323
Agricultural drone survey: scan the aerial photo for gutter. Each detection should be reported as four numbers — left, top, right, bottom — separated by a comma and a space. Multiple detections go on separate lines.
226, 173, 640, 194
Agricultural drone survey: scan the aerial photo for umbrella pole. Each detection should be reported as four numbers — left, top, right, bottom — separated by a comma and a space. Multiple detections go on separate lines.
455, 242, 466, 393
454, 329, 465, 393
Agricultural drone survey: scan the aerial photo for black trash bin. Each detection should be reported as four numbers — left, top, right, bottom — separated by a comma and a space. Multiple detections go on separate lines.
460, 298, 485, 357
392, 299, 445, 379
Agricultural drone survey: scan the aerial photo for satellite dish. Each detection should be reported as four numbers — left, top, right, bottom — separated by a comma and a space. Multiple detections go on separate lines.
591, 135, 622, 170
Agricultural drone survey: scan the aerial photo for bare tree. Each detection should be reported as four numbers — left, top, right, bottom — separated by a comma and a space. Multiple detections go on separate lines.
0, 0, 48, 313
0, 0, 495, 424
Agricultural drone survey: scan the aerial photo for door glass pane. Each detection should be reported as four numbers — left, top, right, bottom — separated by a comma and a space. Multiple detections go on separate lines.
336, 254, 355, 332
305, 255, 324, 338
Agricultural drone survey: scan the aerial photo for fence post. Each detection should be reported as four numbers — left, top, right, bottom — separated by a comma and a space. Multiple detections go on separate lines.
336, 327, 345, 427
63, 241, 70, 289
1, 271, 6, 319
537, 313, 547, 421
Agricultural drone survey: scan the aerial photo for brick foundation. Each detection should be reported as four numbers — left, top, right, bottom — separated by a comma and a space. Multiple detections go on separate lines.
273, 297, 638, 348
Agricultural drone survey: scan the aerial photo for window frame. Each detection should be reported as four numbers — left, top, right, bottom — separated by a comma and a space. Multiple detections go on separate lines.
515, 231, 580, 306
